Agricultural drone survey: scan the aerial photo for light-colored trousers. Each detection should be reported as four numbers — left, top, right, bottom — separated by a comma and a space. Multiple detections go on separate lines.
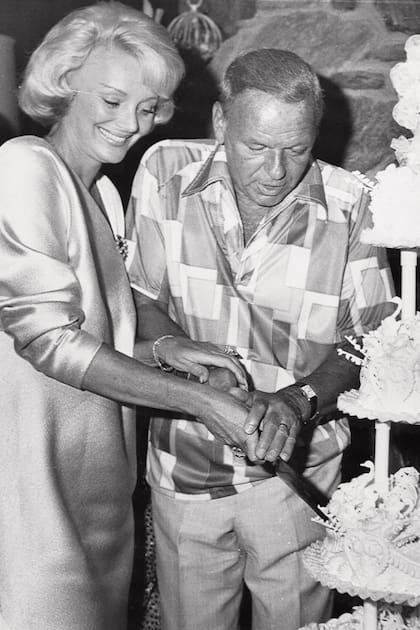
152, 470, 338, 630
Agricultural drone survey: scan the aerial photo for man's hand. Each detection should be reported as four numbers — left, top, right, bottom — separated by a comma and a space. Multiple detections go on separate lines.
208, 367, 238, 392
230, 388, 307, 462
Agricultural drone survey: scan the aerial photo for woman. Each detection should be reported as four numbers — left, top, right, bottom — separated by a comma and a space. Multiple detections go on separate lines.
0, 4, 254, 629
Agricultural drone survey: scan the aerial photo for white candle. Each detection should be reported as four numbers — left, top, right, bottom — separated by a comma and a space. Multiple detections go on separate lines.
363, 600, 377, 630
374, 421, 390, 494
400, 249, 417, 320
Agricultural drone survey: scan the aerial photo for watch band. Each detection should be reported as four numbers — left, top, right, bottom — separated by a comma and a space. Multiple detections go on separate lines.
294, 382, 319, 424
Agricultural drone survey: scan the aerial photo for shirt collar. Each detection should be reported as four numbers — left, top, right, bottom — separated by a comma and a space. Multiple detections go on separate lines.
294, 160, 328, 218
182, 145, 329, 219
182, 144, 234, 197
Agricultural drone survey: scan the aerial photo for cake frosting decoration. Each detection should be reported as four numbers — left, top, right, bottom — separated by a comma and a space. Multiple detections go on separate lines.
362, 165, 420, 247
360, 34, 420, 248
299, 604, 420, 630
337, 298, 420, 422
390, 35, 420, 136
303, 463, 420, 606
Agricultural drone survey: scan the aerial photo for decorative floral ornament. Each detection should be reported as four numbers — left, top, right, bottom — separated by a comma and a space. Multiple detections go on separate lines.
114, 234, 129, 262
167, 0, 222, 62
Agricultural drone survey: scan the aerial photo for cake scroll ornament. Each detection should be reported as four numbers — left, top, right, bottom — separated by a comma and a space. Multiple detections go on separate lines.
336, 297, 420, 420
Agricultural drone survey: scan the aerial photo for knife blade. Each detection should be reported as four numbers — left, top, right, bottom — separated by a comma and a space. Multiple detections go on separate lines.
272, 458, 331, 523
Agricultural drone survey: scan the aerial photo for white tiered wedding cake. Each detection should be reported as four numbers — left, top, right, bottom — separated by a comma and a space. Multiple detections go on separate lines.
300, 34, 420, 630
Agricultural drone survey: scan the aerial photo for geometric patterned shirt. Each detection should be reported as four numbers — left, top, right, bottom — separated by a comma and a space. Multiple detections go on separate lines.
127, 139, 395, 500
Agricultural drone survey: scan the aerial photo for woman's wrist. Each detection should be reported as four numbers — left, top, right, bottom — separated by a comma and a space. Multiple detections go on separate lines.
152, 334, 175, 372
168, 375, 209, 418
133, 340, 161, 366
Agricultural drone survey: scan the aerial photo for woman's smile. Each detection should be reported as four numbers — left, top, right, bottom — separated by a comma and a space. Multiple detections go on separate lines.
97, 126, 132, 146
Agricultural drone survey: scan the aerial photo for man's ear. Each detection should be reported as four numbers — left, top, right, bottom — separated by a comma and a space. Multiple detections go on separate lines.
212, 101, 226, 145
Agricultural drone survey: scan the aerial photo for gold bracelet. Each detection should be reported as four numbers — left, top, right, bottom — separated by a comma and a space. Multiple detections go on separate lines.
152, 335, 175, 372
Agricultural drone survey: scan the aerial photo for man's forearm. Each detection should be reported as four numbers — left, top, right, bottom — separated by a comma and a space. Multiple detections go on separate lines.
133, 291, 186, 364
302, 339, 361, 417
255, 339, 362, 432
134, 291, 185, 340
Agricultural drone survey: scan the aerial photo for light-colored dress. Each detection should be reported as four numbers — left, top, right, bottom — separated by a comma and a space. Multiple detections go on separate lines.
0, 136, 136, 630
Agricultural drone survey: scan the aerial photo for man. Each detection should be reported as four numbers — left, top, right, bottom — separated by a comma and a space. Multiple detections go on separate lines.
126, 49, 394, 630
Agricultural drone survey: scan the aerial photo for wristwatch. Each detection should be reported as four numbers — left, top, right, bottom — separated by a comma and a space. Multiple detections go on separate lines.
294, 382, 319, 424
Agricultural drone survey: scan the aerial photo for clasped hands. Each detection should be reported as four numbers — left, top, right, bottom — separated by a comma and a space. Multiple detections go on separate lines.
155, 336, 302, 464
204, 366, 302, 464
219, 376, 301, 464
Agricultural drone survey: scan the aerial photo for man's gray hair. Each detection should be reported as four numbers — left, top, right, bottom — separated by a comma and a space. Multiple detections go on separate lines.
219, 48, 324, 128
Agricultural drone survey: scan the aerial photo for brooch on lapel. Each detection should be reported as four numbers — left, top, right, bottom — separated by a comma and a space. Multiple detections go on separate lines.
115, 234, 129, 262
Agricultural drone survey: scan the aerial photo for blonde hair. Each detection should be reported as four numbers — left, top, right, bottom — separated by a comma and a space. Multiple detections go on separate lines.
19, 1, 185, 127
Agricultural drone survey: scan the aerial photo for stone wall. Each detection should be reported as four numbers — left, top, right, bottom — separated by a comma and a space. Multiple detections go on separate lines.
206, 0, 420, 177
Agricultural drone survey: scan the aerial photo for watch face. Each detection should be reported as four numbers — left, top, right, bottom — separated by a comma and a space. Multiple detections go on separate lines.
297, 383, 318, 423
300, 384, 316, 399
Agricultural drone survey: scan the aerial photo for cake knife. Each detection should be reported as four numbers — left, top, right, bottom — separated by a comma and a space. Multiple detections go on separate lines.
273, 458, 331, 523
231, 446, 331, 522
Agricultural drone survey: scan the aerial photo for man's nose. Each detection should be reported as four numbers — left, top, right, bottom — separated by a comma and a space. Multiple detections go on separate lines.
265, 149, 285, 179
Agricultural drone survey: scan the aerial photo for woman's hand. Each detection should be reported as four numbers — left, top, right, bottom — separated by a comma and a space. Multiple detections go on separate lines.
196, 389, 260, 462
156, 336, 248, 388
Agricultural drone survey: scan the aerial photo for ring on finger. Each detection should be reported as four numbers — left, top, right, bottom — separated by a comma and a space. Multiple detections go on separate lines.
223, 345, 241, 358
231, 446, 246, 459
278, 422, 290, 433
